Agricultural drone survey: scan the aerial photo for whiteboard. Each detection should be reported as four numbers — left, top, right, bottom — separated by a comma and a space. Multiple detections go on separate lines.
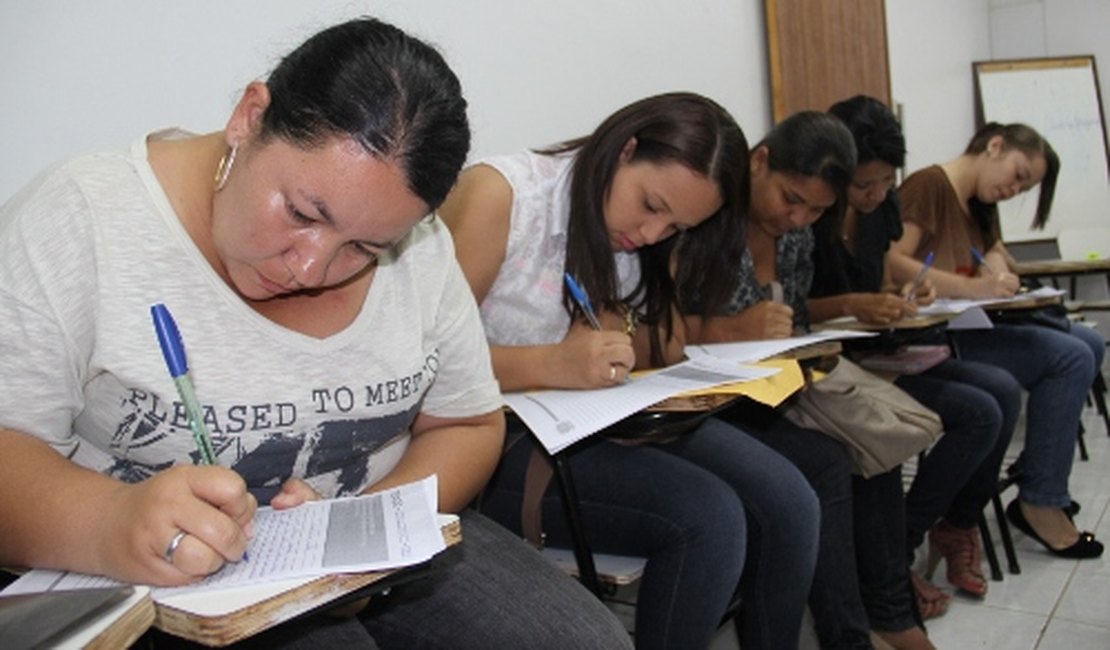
974, 56, 1110, 244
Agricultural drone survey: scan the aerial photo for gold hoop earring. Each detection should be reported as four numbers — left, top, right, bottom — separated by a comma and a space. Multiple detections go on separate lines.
214, 144, 238, 192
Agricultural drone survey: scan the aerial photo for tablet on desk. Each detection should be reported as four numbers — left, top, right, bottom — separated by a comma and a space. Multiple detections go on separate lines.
0, 585, 135, 650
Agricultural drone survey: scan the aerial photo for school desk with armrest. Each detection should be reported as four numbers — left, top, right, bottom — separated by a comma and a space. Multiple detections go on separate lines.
1014, 257, 1110, 301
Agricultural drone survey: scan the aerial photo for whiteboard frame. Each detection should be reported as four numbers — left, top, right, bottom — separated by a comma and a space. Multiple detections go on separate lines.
972, 55, 1110, 244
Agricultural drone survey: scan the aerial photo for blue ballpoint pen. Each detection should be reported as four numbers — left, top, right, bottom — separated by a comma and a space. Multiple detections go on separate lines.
151, 303, 217, 465
969, 245, 996, 274
564, 272, 603, 330
907, 251, 934, 302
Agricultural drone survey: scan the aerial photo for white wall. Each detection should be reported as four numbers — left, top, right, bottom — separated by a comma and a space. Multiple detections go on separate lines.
0, 0, 769, 204
886, 1, 992, 174
4, 1, 1096, 207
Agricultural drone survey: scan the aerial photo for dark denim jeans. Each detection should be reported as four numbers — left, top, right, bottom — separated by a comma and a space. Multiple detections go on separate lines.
481, 417, 819, 650
951, 323, 1098, 507
897, 358, 1021, 546
851, 468, 916, 633
729, 405, 875, 649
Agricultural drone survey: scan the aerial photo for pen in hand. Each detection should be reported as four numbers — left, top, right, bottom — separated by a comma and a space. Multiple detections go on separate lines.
970, 245, 995, 275
151, 303, 217, 465
564, 272, 603, 330
151, 303, 251, 562
906, 251, 934, 303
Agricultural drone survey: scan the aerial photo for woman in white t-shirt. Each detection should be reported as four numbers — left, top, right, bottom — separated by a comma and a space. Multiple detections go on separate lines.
0, 17, 633, 648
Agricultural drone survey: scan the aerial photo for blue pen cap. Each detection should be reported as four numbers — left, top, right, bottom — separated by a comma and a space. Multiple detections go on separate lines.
151, 303, 189, 377
564, 272, 593, 310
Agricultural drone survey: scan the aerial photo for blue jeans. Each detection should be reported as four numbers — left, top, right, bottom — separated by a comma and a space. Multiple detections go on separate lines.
481, 417, 819, 650
1070, 322, 1106, 373
896, 359, 1021, 545
951, 323, 1098, 507
851, 468, 916, 633
727, 405, 875, 649
145, 511, 632, 650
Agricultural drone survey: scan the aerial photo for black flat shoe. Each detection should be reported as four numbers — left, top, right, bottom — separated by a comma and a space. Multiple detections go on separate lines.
1005, 499, 1104, 559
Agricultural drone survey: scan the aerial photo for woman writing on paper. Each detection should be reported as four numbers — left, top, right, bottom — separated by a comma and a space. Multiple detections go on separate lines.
440, 92, 820, 650
687, 111, 935, 649
0, 18, 634, 648
889, 122, 1104, 559
810, 95, 1022, 619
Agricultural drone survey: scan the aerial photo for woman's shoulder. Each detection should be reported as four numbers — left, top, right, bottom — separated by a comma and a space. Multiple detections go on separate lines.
900, 165, 946, 193
0, 148, 138, 256
474, 149, 572, 196
394, 215, 457, 265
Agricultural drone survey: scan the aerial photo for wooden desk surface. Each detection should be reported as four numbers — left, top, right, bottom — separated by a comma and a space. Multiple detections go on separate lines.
814, 312, 955, 333
1014, 258, 1110, 277
979, 292, 1063, 311
770, 339, 843, 359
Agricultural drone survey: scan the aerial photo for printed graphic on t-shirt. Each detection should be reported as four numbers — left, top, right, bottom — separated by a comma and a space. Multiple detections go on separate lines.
103, 375, 425, 501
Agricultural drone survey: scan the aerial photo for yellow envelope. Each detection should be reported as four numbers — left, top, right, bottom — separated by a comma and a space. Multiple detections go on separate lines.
673, 359, 804, 407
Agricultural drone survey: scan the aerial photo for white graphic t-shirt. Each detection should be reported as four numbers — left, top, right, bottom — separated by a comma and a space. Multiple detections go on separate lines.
0, 131, 501, 502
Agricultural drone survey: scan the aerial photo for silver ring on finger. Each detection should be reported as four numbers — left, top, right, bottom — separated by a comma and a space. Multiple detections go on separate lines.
609, 365, 617, 382
165, 530, 188, 564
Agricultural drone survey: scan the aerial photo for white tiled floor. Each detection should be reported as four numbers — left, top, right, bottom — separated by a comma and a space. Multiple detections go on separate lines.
913, 402, 1110, 650
702, 379, 1110, 650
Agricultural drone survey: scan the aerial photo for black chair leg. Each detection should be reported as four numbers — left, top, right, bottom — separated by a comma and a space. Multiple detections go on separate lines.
1091, 373, 1110, 435
978, 511, 1004, 581
991, 493, 1021, 575
551, 451, 602, 596
1078, 423, 1090, 461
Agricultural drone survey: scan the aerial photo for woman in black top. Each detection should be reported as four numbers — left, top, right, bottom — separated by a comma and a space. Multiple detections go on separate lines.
813, 96, 1021, 626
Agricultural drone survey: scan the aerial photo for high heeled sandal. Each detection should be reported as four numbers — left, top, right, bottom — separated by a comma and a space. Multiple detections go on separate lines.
910, 570, 949, 620
925, 520, 988, 597
1005, 499, 1104, 559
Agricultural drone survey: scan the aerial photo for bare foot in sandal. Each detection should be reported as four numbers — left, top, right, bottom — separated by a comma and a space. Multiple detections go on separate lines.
911, 569, 950, 620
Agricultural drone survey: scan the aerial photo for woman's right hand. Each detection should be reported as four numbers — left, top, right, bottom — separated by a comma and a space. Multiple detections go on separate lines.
95, 465, 256, 586
736, 300, 795, 339
558, 322, 635, 388
971, 271, 1020, 298
694, 300, 795, 342
848, 293, 917, 325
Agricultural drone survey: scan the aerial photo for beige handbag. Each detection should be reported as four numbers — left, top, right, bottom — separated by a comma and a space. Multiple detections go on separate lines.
783, 356, 943, 477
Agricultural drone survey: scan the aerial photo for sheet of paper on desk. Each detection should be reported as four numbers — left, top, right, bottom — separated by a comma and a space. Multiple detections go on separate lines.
2, 475, 444, 599
685, 330, 875, 365
922, 287, 1066, 317
505, 356, 776, 454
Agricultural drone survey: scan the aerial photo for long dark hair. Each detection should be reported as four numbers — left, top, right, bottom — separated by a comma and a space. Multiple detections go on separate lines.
757, 110, 857, 216
543, 92, 749, 365
815, 96, 902, 290
964, 122, 1059, 233
259, 17, 470, 209
828, 95, 905, 168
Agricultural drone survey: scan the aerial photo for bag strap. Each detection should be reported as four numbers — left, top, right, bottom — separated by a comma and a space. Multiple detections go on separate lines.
521, 446, 554, 549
